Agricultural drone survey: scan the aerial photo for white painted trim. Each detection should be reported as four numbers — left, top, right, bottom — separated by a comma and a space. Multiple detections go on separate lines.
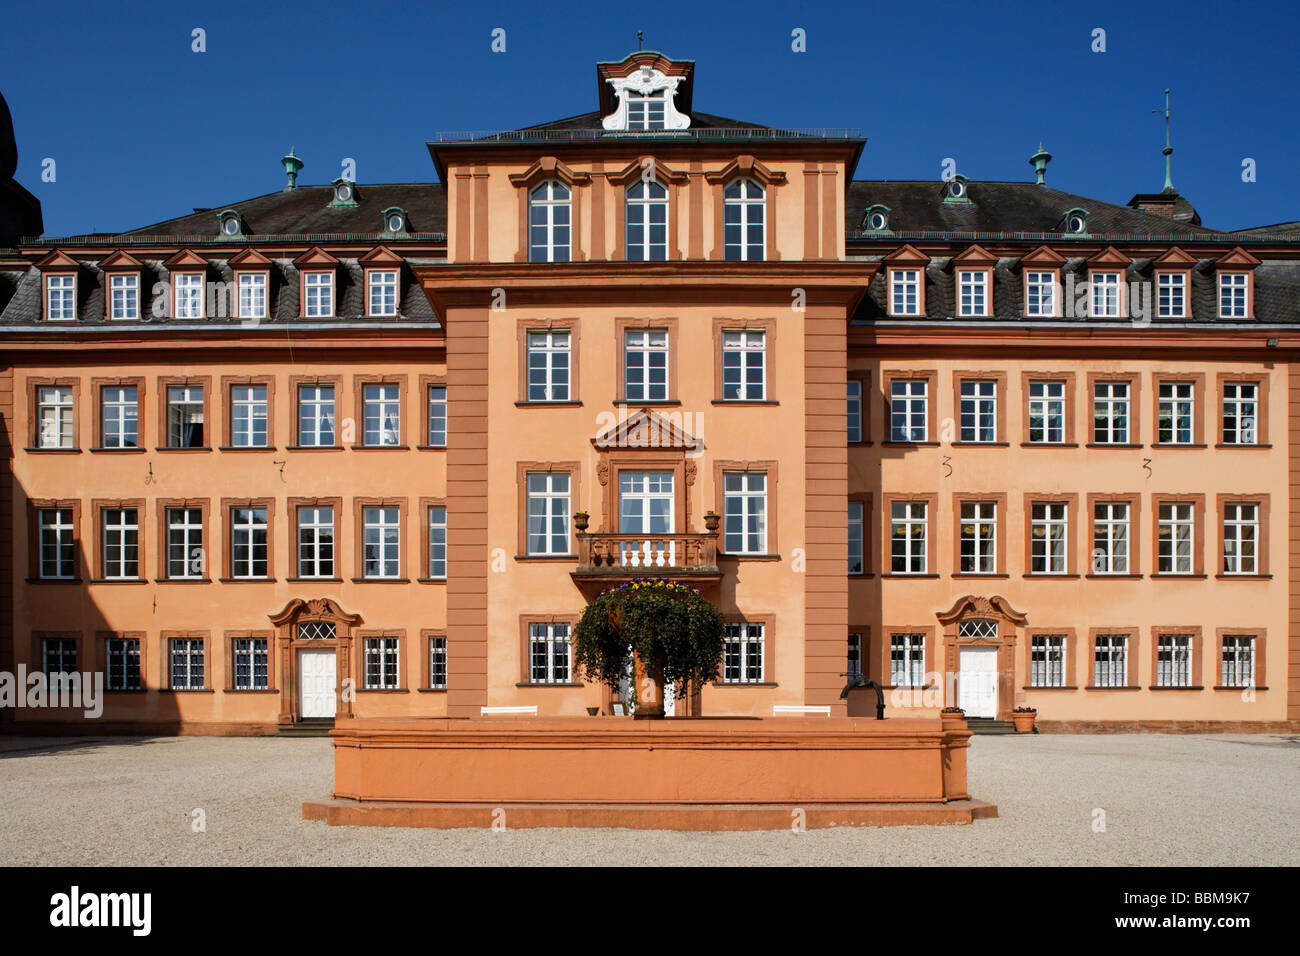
602, 66, 691, 130
772, 705, 831, 716
480, 705, 538, 716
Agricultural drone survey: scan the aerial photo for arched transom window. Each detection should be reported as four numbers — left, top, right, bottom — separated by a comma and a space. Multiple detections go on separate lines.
723, 178, 765, 261
529, 181, 571, 263
626, 181, 668, 261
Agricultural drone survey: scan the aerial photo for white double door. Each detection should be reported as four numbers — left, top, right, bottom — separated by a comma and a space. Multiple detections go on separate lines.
299, 649, 338, 719
957, 647, 999, 718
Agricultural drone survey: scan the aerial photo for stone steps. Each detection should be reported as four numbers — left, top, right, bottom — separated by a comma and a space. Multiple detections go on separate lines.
965, 718, 1023, 735
275, 720, 335, 738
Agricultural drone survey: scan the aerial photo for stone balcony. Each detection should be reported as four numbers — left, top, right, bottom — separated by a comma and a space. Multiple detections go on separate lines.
571, 531, 722, 591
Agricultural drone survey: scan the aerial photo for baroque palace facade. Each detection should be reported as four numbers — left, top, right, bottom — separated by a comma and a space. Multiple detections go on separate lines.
1, 52, 1298, 733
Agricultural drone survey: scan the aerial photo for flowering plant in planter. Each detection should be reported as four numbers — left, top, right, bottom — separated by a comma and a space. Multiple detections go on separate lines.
573, 578, 725, 713
941, 707, 966, 715
1011, 706, 1037, 714
1011, 705, 1038, 733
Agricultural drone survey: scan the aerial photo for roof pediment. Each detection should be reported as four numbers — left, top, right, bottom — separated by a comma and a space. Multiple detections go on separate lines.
1217, 246, 1262, 269
358, 245, 405, 266
293, 246, 341, 268
592, 408, 701, 452
1017, 244, 1066, 268
1152, 246, 1198, 267
35, 249, 80, 271
98, 249, 143, 270
227, 247, 272, 268
704, 155, 787, 187
163, 249, 209, 269
883, 243, 931, 266
1087, 245, 1133, 268
951, 243, 998, 267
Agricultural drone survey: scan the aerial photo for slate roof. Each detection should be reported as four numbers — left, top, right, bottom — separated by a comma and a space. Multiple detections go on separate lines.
846, 182, 1223, 240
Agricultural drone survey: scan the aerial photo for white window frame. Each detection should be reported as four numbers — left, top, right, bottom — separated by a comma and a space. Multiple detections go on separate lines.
1157, 272, 1186, 318
230, 384, 269, 448
1090, 271, 1123, 318
1158, 382, 1195, 444
526, 331, 571, 402
367, 269, 399, 317
1030, 502, 1068, 575
722, 178, 765, 262
101, 385, 138, 449
529, 622, 571, 684
1155, 633, 1193, 688
848, 500, 864, 575
529, 181, 571, 263
722, 471, 767, 555
626, 90, 667, 130
1223, 382, 1258, 445
106, 637, 142, 691
297, 506, 335, 579
230, 506, 268, 579
889, 379, 928, 442
1027, 381, 1066, 443
102, 507, 139, 580
889, 268, 921, 316
297, 384, 335, 447
1092, 381, 1129, 444
303, 271, 334, 318
959, 379, 996, 442
166, 507, 204, 579
1218, 272, 1248, 319
46, 273, 76, 321
362, 506, 402, 579
1092, 501, 1131, 574
362, 384, 401, 446
625, 181, 669, 261
428, 635, 448, 690
624, 329, 669, 402
166, 385, 205, 448
1222, 502, 1258, 575
109, 273, 139, 320
722, 623, 764, 684
846, 379, 863, 442
890, 501, 928, 574
1093, 634, 1128, 688
232, 637, 269, 691
428, 505, 446, 579
1157, 502, 1194, 575
720, 330, 766, 401
959, 500, 997, 574
427, 385, 447, 447
1024, 270, 1057, 317
42, 637, 77, 676
363, 636, 401, 690
1029, 634, 1067, 688
169, 637, 205, 690
173, 272, 204, 320
37, 385, 74, 449
889, 633, 925, 688
1220, 635, 1255, 689
957, 269, 987, 317
237, 272, 267, 321
39, 507, 76, 579
526, 473, 571, 556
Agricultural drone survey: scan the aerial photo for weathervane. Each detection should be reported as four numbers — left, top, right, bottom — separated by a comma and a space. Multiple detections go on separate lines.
1153, 88, 1173, 192
637, 29, 644, 50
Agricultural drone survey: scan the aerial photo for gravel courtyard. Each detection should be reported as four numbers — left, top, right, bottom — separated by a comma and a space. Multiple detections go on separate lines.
0, 732, 1295, 866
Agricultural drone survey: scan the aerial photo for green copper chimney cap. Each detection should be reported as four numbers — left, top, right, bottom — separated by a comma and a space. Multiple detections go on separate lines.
281, 148, 304, 190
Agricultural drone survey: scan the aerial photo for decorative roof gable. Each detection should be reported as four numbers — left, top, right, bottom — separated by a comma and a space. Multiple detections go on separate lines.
592, 408, 702, 452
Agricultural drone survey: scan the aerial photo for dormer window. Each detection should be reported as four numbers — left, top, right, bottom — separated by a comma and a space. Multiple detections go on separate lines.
883, 245, 930, 317
627, 90, 667, 130
174, 272, 205, 319
601, 61, 691, 131
863, 205, 891, 232
331, 179, 357, 206
383, 207, 408, 235
110, 274, 139, 320
942, 175, 969, 202
217, 210, 245, 238
1087, 247, 1132, 319
45, 273, 76, 321
303, 272, 334, 318
1063, 208, 1090, 235
238, 273, 267, 321
1214, 247, 1260, 319
367, 269, 399, 317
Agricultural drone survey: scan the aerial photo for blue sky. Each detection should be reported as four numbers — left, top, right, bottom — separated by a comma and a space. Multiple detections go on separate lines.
3, 0, 1297, 236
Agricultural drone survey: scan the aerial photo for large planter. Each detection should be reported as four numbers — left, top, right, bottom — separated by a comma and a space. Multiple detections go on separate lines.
1011, 711, 1036, 733
941, 711, 967, 732
632, 649, 666, 718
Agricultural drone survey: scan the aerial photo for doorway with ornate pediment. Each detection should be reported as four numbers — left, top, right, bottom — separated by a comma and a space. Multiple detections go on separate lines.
937, 595, 1027, 721
270, 598, 363, 725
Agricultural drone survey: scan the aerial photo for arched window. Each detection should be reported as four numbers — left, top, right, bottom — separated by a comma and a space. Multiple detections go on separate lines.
529, 181, 571, 263
723, 178, 765, 261
626, 181, 668, 261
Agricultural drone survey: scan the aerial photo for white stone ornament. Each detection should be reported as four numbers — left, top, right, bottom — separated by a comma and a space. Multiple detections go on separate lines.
602, 68, 691, 131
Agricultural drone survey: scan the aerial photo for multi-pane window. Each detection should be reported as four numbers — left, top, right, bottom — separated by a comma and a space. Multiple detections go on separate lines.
101, 386, 138, 448
846, 379, 863, 442
428, 635, 447, 690
298, 621, 336, 641
362, 384, 401, 446
847, 633, 862, 678
165, 507, 204, 578
1222, 502, 1258, 575
619, 471, 673, 540
230, 385, 269, 447
46, 274, 76, 321
721, 330, 765, 400
626, 90, 666, 130
1158, 382, 1194, 444
169, 637, 205, 690
959, 501, 997, 574
1027, 381, 1065, 443
102, 507, 138, 579
848, 500, 864, 575
367, 270, 399, 317
723, 178, 765, 261
166, 385, 205, 448
230, 507, 268, 578
1220, 635, 1256, 688
722, 623, 764, 684
526, 473, 570, 556
1092, 381, 1129, 444
110, 274, 139, 320
37, 386, 74, 448
889, 379, 928, 442
526, 332, 571, 402
363, 507, 401, 578
237, 273, 266, 320
624, 329, 669, 401
174, 273, 204, 319
427, 385, 447, 446
232, 638, 269, 690
1222, 383, 1258, 445
1090, 271, 1122, 317
106, 637, 141, 691
626, 181, 668, 261
529, 181, 571, 263
297, 506, 334, 578
1025, 271, 1056, 316
1219, 273, 1248, 318
957, 270, 986, 316
1029, 634, 1067, 687
1093, 634, 1128, 688
1092, 501, 1130, 574
890, 501, 927, 574
1157, 272, 1185, 318
890, 269, 921, 315
1155, 633, 1194, 688
722, 471, 767, 554
1157, 502, 1194, 574
363, 637, 400, 690
959, 380, 996, 442
297, 384, 335, 446
1030, 502, 1068, 574
428, 506, 447, 579
889, 633, 925, 687
303, 272, 333, 317
43, 637, 77, 677
38, 508, 75, 579
529, 622, 570, 684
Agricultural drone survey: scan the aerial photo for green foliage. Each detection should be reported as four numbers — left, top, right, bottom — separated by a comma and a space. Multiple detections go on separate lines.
573, 579, 724, 699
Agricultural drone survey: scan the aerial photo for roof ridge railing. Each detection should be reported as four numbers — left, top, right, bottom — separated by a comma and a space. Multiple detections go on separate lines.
431, 127, 862, 143
20, 233, 449, 246
846, 229, 1300, 244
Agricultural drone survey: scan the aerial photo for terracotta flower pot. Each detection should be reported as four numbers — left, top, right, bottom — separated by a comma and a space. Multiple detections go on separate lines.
941, 712, 966, 731
1012, 712, 1036, 733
